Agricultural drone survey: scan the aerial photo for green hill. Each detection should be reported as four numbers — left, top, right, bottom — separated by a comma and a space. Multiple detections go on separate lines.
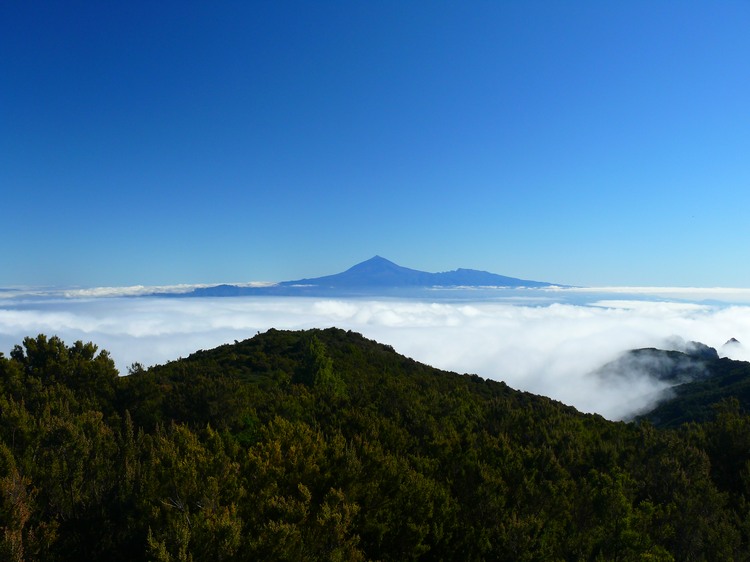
3, 328, 750, 560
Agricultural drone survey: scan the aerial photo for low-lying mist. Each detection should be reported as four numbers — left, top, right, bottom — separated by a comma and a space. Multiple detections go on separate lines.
2, 291, 749, 420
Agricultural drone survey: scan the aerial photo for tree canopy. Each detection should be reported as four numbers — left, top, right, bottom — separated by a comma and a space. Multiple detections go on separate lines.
2, 328, 750, 560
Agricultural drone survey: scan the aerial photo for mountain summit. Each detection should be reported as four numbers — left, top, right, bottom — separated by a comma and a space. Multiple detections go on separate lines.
182, 256, 558, 297
281, 256, 425, 288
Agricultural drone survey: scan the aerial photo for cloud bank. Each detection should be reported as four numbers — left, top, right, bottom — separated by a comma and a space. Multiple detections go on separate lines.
2, 291, 750, 420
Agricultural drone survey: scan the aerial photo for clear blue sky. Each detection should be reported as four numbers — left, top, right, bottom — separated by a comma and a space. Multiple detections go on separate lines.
2, 1, 748, 287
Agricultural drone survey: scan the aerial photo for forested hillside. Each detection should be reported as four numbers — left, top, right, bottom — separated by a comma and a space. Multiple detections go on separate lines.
2, 328, 750, 560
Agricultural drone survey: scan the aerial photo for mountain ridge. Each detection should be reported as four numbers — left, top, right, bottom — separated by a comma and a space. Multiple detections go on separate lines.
588, 341, 750, 428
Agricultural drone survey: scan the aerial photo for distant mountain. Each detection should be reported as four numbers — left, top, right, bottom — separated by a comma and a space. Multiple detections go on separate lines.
280, 255, 554, 289
179, 256, 559, 297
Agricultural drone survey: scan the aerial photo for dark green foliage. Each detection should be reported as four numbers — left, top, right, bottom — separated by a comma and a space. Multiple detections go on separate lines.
1, 328, 750, 559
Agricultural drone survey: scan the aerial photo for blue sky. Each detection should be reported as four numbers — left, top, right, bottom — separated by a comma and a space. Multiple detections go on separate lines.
2, 1, 749, 287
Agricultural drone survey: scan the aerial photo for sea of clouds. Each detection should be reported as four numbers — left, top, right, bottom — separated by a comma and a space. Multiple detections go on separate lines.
3, 286, 750, 420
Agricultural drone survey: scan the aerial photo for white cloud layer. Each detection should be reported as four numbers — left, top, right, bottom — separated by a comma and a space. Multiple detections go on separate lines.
2, 290, 750, 420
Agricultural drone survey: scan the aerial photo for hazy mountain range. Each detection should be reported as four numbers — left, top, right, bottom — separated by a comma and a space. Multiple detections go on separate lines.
169, 256, 560, 297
